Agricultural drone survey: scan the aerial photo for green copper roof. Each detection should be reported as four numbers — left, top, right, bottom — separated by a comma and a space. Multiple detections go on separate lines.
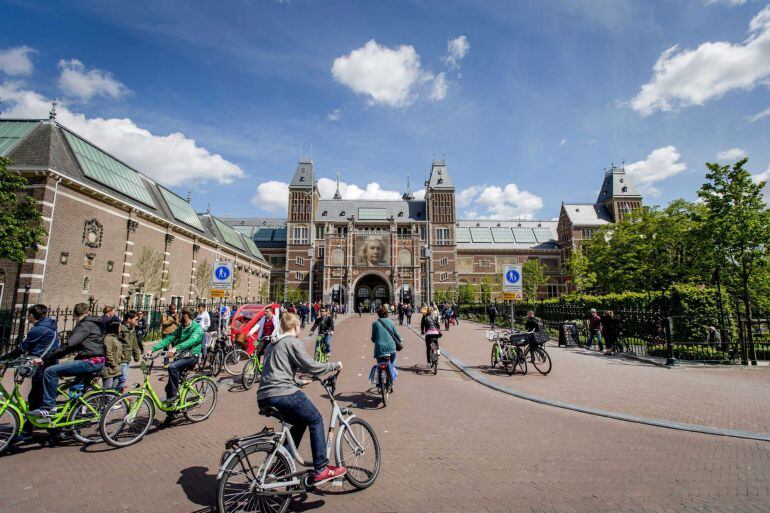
213, 217, 246, 251
0, 121, 38, 156
241, 235, 265, 260
158, 186, 204, 231
62, 129, 157, 208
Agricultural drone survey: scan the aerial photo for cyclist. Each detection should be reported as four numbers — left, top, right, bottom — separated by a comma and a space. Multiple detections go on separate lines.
421, 306, 442, 368
147, 307, 203, 405
369, 306, 399, 383
257, 312, 346, 485
30, 303, 105, 419
249, 305, 281, 358
308, 307, 334, 356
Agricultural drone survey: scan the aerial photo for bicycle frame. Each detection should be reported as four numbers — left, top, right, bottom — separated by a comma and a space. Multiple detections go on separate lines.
127, 357, 206, 414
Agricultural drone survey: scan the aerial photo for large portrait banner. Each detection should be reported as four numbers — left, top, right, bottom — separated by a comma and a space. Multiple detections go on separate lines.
355, 235, 390, 267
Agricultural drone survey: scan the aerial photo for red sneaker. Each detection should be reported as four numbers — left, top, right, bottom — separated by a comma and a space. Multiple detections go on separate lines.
312, 465, 347, 485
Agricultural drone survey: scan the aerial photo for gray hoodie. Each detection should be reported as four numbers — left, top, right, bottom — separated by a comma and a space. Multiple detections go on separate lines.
257, 333, 339, 401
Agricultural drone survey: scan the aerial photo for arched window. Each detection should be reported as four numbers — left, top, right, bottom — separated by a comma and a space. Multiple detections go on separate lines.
373, 285, 388, 299
331, 248, 345, 266
399, 248, 412, 267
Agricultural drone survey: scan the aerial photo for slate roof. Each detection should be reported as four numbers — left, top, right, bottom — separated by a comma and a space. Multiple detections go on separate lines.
561, 204, 613, 226
289, 159, 314, 188
220, 218, 289, 249
427, 160, 454, 190
316, 199, 427, 222
455, 220, 559, 251
596, 166, 641, 204
2, 119, 265, 263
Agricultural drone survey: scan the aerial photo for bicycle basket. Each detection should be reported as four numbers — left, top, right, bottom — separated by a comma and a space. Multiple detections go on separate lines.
486, 330, 499, 341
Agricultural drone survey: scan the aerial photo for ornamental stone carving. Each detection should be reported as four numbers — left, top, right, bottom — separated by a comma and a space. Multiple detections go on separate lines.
83, 219, 103, 248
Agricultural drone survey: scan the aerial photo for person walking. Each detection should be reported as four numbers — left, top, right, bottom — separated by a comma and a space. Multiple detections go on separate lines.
405, 303, 413, 325
135, 310, 148, 352
161, 303, 179, 337
602, 311, 621, 354
397, 303, 404, 325
486, 302, 498, 330
586, 308, 603, 351
119, 311, 142, 392
101, 320, 123, 391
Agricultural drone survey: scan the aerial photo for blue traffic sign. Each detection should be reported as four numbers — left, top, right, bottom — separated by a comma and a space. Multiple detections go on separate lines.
214, 266, 230, 280
505, 269, 520, 285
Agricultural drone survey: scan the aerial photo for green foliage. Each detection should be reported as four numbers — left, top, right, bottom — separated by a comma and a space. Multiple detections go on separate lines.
457, 283, 478, 304
566, 248, 595, 293
0, 157, 47, 262
522, 258, 547, 300
647, 344, 729, 362
479, 275, 494, 303
259, 278, 270, 302
285, 286, 304, 304
433, 288, 454, 304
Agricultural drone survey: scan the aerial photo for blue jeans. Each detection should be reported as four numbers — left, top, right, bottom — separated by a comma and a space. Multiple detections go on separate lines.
41, 359, 104, 410
166, 357, 197, 399
316, 334, 331, 354
587, 329, 603, 351
118, 362, 129, 391
258, 391, 327, 471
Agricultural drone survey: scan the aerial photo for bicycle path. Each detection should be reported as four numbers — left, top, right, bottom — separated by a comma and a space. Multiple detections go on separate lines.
434, 318, 770, 436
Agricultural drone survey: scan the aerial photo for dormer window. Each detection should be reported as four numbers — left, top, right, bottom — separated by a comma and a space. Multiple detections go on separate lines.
322, 210, 328, 216
622, 186, 628, 193
299, 176, 305, 182
340, 211, 345, 216
619, 178, 624, 183
437, 178, 444, 184
398, 211, 403, 217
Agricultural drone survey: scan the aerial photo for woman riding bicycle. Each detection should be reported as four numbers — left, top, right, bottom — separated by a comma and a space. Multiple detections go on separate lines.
369, 306, 400, 382
421, 306, 442, 368
257, 312, 346, 485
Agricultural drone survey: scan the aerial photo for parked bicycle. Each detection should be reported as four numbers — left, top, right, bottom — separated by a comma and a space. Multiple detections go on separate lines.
98, 352, 218, 448
516, 329, 552, 375
216, 370, 380, 512
487, 330, 527, 376
0, 358, 118, 454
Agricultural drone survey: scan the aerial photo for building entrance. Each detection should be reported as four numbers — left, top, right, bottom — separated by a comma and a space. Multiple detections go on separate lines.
354, 274, 390, 312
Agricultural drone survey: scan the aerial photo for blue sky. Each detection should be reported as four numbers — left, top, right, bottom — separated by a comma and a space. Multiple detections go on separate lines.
1, 0, 769, 220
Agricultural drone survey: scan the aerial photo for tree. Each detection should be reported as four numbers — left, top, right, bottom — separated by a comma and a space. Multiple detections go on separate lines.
479, 275, 494, 303
132, 246, 171, 297
285, 286, 304, 304
522, 258, 547, 301
259, 278, 270, 302
0, 157, 47, 262
566, 248, 595, 293
433, 288, 454, 304
193, 258, 212, 299
457, 283, 478, 304
698, 158, 770, 362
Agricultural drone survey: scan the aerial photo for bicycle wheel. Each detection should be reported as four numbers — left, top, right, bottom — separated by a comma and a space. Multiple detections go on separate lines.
241, 358, 260, 390
490, 344, 499, 368
0, 406, 19, 455
183, 377, 217, 422
211, 350, 224, 377
335, 417, 381, 490
99, 393, 155, 448
532, 347, 552, 375
68, 390, 118, 444
217, 442, 292, 513
431, 347, 439, 375
515, 349, 528, 376
378, 368, 388, 407
504, 347, 514, 376
224, 349, 249, 375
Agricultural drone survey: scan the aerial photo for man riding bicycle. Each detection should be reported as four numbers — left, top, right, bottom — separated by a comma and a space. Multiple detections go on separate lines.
248, 305, 281, 358
308, 308, 334, 356
29, 303, 105, 419
257, 312, 346, 485
148, 308, 203, 405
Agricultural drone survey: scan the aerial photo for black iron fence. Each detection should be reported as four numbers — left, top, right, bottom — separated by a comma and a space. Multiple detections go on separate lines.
459, 300, 768, 365
0, 288, 253, 357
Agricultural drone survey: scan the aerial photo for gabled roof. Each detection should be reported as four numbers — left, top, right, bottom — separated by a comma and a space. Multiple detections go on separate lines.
427, 160, 454, 190
290, 159, 314, 188
316, 199, 426, 222
561, 204, 613, 226
596, 165, 641, 204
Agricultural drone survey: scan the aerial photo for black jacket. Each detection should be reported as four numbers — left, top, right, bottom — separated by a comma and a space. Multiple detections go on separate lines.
525, 317, 541, 332
421, 315, 441, 334
310, 316, 334, 335
48, 316, 106, 360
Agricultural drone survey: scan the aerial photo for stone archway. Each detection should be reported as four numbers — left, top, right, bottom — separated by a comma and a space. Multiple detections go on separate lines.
353, 273, 391, 312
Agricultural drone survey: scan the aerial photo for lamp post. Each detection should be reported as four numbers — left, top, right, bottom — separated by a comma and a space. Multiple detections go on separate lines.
308, 245, 314, 305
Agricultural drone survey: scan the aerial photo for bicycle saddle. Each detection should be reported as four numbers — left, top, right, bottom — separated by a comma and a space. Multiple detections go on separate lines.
258, 406, 283, 419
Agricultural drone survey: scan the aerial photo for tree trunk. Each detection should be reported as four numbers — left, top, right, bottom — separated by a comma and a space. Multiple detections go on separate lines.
742, 262, 757, 365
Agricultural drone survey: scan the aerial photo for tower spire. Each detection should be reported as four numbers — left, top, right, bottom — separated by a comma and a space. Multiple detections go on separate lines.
402, 174, 415, 200
49, 98, 58, 121
333, 171, 342, 200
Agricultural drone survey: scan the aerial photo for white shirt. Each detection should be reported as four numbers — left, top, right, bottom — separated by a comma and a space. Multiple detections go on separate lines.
248, 312, 281, 340
195, 311, 211, 331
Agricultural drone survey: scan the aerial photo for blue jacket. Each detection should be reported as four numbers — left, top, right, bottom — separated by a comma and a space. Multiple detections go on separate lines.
19, 317, 60, 357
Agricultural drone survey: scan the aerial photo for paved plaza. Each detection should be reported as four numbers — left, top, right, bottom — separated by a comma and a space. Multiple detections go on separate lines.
2, 315, 770, 513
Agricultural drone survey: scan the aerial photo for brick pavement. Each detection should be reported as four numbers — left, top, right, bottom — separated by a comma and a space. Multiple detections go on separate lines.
1, 315, 769, 512
436, 318, 770, 434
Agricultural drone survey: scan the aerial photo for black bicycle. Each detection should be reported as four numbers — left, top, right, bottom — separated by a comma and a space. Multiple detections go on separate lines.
375, 356, 393, 406
428, 341, 439, 375
515, 330, 552, 375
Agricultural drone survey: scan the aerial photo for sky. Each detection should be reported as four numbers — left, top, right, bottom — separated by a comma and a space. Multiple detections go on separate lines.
1, 0, 769, 220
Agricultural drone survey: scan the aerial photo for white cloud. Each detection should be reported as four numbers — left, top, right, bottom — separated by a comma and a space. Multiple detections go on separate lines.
0, 46, 36, 76
716, 147, 748, 161
458, 184, 543, 220
748, 106, 770, 122
332, 39, 445, 107
57, 59, 128, 101
251, 181, 290, 213
0, 81, 244, 186
625, 146, 688, 196
457, 186, 480, 208
429, 72, 447, 101
753, 167, 770, 201
630, 5, 770, 116
705, 0, 748, 5
443, 35, 470, 69
326, 109, 342, 122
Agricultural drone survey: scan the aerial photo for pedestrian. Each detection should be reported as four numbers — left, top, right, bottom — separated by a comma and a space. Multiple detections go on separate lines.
135, 310, 148, 352
452, 303, 459, 325
161, 303, 179, 337
587, 308, 603, 351
119, 310, 142, 392
405, 303, 413, 325
525, 310, 541, 332
443, 304, 453, 331
102, 320, 123, 390
602, 310, 621, 354
707, 325, 721, 349
101, 305, 119, 331
486, 302, 498, 330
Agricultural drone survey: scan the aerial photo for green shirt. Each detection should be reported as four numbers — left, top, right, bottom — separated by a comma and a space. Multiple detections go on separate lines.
152, 321, 204, 356
371, 318, 401, 358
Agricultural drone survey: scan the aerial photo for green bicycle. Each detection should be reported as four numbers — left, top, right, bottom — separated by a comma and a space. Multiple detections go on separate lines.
314, 333, 330, 363
0, 358, 119, 454
98, 352, 217, 448
240, 350, 264, 390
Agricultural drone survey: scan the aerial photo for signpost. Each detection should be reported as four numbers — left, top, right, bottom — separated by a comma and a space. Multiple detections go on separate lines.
211, 261, 234, 338
503, 265, 523, 330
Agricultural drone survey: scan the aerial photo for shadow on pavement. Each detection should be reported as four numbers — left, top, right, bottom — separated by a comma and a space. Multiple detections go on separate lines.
178, 466, 218, 508
333, 390, 383, 410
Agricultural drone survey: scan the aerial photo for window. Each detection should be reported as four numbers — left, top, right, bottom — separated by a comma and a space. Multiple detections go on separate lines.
581, 228, 597, 239
331, 248, 345, 266
435, 227, 451, 245
82, 276, 90, 292
293, 225, 309, 244
170, 296, 183, 308
440, 257, 448, 267
270, 256, 286, 269
296, 256, 304, 266
547, 283, 559, 298
295, 272, 303, 281
134, 293, 152, 310
397, 227, 412, 237
316, 224, 325, 240
420, 225, 427, 241
399, 248, 412, 267
318, 247, 324, 259
440, 272, 448, 282
336, 226, 347, 236
420, 247, 426, 258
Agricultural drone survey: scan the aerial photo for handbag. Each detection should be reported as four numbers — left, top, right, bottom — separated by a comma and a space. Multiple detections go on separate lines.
378, 319, 404, 351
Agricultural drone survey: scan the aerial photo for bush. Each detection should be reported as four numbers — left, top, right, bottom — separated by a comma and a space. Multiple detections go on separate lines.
647, 343, 729, 362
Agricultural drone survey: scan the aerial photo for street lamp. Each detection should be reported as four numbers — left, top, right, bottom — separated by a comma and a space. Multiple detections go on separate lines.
308, 246, 314, 305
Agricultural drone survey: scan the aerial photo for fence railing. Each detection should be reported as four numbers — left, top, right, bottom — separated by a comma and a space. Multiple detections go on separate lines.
458, 300, 768, 364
